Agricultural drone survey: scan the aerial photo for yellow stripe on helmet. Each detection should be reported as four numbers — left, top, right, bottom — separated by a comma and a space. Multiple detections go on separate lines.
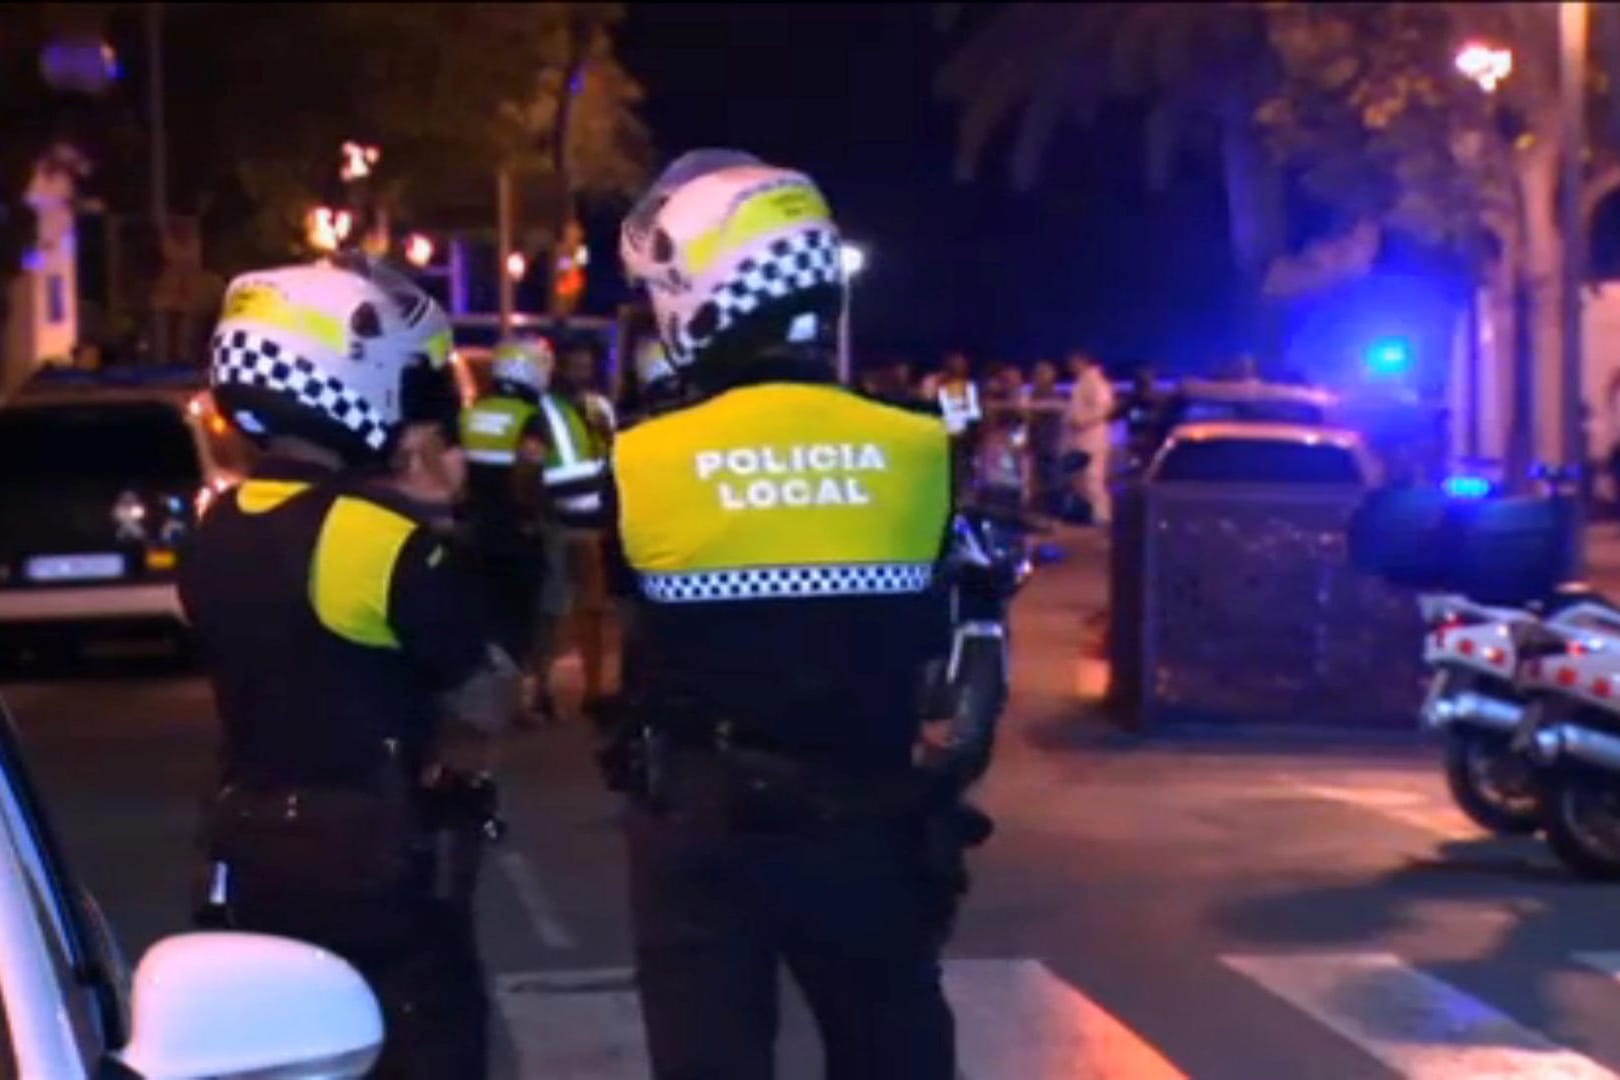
220, 281, 346, 355
684, 180, 832, 278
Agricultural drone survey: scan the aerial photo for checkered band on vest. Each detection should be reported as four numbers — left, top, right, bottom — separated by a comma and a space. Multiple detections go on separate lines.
673, 227, 841, 363
640, 562, 934, 604
212, 330, 389, 451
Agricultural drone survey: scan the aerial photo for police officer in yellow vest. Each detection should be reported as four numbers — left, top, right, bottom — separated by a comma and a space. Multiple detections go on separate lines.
460, 336, 553, 667
607, 149, 963, 1077
179, 254, 517, 1078
529, 340, 616, 723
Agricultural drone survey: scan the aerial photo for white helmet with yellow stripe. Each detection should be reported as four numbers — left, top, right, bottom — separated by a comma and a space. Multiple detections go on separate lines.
210, 254, 454, 461
491, 336, 555, 399
619, 149, 844, 375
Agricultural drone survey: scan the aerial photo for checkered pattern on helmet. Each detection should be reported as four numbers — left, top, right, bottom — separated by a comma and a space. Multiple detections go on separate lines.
640, 561, 933, 604
671, 227, 841, 364
211, 329, 389, 451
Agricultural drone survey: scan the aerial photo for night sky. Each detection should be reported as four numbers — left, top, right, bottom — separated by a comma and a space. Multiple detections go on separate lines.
618, 4, 1245, 376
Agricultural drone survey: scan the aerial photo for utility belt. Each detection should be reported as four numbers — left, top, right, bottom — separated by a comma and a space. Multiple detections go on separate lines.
194, 762, 506, 946
600, 716, 975, 831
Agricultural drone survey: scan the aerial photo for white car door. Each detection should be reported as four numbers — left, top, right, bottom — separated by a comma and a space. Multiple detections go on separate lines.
0, 700, 129, 1078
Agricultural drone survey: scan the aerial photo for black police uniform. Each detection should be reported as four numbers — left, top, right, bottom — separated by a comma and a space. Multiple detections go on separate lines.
180, 456, 494, 1079
606, 367, 959, 1079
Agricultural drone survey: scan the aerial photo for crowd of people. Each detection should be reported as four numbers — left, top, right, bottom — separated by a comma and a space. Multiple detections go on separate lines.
858, 349, 1123, 526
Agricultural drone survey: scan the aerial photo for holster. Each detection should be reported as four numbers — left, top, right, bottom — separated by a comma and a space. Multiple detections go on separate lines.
195, 767, 504, 948
196, 778, 425, 951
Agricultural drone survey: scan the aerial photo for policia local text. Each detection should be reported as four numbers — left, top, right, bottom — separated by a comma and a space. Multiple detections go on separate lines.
695, 442, 888, 510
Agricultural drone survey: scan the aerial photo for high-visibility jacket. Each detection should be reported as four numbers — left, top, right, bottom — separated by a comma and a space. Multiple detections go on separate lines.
538, 392, 610, 526
937, 379, 982, 436
459, 395, 539, 467
611, 379, 953, 767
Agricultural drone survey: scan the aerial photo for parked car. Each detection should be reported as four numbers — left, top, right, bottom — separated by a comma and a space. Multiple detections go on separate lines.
1146, 421, 1378, 488
0, 370, 253, 655
0, 694, 382, 1077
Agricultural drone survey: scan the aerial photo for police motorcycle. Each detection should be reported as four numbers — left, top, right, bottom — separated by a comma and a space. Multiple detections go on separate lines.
1508, 593, 1620, 879
918, 502, 1037, 786
1348, 471, 1582, 841
1417, 590, 1541, 833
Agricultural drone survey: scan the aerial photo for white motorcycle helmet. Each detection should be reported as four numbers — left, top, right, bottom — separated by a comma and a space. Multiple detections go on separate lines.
210, 254, 453, 462
633, 335, 676, 392
490, 336, 555, 400
619, 148, 844, 378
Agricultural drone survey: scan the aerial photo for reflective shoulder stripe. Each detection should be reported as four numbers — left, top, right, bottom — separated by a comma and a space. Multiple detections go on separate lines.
540, 395, 607, 487
544, 458, 606, 486
641, 562, 934, 603
236, 480, 310, 515
466, 448, 519, 466
309, 496, 416, 649
539, 395, 581, 465
556, 491, 604, 515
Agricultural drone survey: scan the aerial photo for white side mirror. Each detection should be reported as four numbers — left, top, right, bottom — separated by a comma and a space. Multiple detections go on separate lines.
115, 931, 382, 1080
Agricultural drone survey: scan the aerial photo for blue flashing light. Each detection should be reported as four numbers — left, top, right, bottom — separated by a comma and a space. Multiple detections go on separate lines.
1443, 475, 1493, 500
1364, 337, 1413, 378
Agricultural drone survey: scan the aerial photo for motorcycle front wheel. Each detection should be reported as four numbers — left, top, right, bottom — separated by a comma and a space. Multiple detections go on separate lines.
1543, 767, 1620, 881
1442, 727, 1540, 835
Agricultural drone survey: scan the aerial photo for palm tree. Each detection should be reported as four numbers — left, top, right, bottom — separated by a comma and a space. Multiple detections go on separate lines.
935, 2, 1286, 337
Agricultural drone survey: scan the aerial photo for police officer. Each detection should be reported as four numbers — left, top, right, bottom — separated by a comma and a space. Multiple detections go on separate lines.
460, 336, 553, 677
180, 254, 516, 1078
609, 149, 963, 1077
530, 339, 615, 721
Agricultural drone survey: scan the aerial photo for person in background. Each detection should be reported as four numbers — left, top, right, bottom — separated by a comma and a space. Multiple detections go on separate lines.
386, 416, 467, 538
1066, 350, 1116, 526
865, 357, 936, 415
1120, 365, 1171, 477
1022, 359, 1066, 513
982, 362, 1021, 421
530, 340, 616, 724
974, 405, 1032, 517
937, 349, 983, 494
459, 338, 553, 683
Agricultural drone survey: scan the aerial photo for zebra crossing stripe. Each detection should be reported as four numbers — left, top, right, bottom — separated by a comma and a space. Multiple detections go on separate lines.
943, 958, 1186, 1079
1221, 952, 1619, 1079
496, 968, 648, 1080
496, 959, 1184, 1079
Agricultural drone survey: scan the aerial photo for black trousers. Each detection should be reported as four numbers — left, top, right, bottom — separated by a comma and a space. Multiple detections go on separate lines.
626, 801, 956, 1080
476, 546, 544, 660
202, 819, 489, 1079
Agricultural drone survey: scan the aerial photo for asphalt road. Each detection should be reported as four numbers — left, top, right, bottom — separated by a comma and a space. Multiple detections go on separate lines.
9, 530, 1620, 1078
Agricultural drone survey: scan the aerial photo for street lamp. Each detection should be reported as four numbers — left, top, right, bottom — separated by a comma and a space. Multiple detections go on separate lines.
506, 251, 528, 282
837, 242, 866, 385
840, 242, 867, 278
339, 141, 380, 183
1455, 41, 1514, 93
1452, 39, 1518, 473
404, 233, 435, 268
